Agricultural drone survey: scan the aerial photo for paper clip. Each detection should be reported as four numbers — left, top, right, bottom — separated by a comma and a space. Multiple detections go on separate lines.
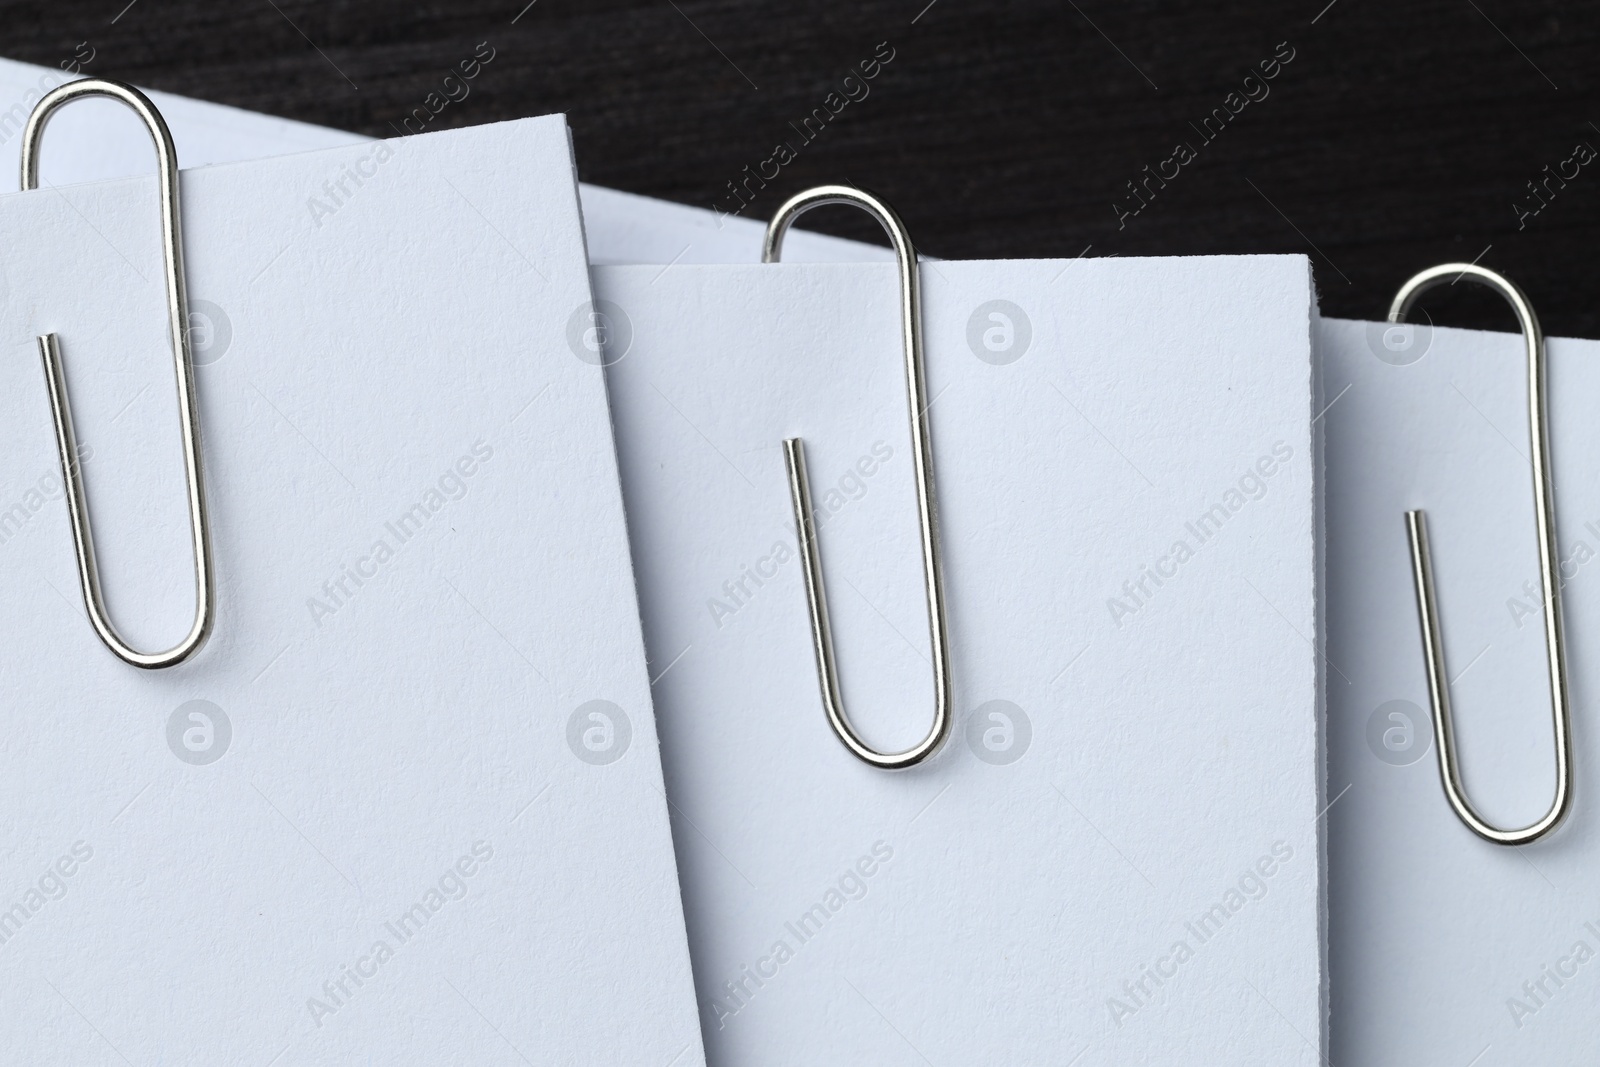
22, 79, 214, 669
1397, 263, 1572, 843
764, 185, 950, 769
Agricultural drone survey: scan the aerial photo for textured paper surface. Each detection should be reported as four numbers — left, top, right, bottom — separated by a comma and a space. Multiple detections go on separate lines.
0, 56, 887, 266
597, 256, 1322, 1064
1322, 317, 1600, 1065
0, 117, 702, 1065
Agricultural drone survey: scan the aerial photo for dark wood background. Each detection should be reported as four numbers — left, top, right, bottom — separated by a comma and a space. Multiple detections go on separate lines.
6, 0, 1598, 334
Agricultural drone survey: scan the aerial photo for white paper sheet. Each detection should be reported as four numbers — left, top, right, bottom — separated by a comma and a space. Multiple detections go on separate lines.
0, 56, 888, 266
597, 255, 1324, 1064
0, 116, 702, 1065
1321, 316, 1600, 1064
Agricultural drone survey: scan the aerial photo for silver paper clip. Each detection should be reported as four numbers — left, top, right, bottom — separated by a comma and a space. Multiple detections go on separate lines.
764, 185, 950, 769
23, 78, 214, 669
1397, 263, 1572, 844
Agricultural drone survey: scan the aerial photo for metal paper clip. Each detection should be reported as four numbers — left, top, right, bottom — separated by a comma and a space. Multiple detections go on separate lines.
23, 78, 214, 669
1397, 263, 1572, 843
764, 185, 950, 769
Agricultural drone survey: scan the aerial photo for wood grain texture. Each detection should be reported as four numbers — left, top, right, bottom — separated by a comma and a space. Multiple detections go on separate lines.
4, 0, 1598, 333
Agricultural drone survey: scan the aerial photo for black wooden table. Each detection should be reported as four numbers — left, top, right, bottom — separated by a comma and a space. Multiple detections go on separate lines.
5, 0, 1598, 333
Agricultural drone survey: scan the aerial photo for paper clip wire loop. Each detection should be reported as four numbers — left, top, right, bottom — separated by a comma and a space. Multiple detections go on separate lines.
1396, 263, 1572, 843
22, 78, 214, 669
764, 185, 950, 769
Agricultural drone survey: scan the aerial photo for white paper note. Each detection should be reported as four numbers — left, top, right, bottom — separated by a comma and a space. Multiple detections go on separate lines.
596, 255, 1324, 1064
0, 116, 702, 1065
1321, 316, 1600, 1064
0, 56, 887, 265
